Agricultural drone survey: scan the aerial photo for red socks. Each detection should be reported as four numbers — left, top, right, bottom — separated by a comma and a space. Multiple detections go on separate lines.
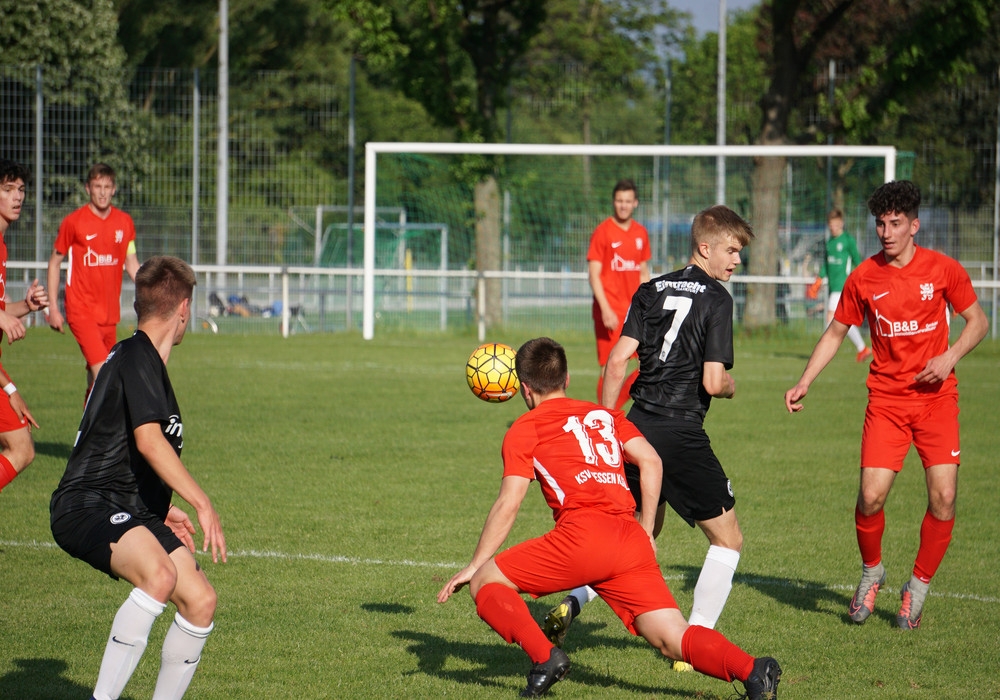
855, 506, 885, 568
475, 583, 553, 664
680, 625, 755, 682
0, 454, 18, 493
913, 511, 954, 583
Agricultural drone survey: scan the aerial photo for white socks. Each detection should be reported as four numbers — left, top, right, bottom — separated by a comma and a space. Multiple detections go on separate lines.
92, 589, 214, 700
846, 325, 866, 352
688, 545, 740, 629
93, 588, 165, 700
152, 613, 215, 700
568, 585, 599, 611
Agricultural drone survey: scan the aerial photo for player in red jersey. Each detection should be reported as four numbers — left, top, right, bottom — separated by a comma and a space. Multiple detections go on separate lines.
438, 337, 780, 699
785, 181, 987, 630
47, 163, 140, 401
587, 179, 650, 409
0, 159, 49, 494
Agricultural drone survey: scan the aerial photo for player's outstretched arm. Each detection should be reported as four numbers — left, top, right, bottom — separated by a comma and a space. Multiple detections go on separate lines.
437, 475, 529, 603
914, 300, 988, 385
6, 279, 48, 319
785, 319, 850, 413
601, 336, 639, 408
134, 422, 227, 563
703, 362, 735, 399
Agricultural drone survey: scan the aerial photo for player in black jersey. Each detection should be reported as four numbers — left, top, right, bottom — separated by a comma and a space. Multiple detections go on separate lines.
545, 206, 754, 669
50, 256, 226, 700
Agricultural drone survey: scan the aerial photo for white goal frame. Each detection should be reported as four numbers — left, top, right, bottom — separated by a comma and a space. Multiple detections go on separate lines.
363, 142, 898, 340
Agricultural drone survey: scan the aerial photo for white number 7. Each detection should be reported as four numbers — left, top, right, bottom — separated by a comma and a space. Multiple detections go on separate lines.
658, 295, 692, 361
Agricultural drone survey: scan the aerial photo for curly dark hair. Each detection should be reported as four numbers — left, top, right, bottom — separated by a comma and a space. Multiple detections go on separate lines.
868, 180, 920, 218
0, 159, 30, 185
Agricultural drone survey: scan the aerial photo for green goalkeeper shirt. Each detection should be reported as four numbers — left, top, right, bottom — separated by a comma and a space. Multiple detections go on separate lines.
819, 233, 861, 293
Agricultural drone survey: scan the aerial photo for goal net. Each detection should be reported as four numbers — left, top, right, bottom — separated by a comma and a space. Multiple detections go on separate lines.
363, 143, 898, 340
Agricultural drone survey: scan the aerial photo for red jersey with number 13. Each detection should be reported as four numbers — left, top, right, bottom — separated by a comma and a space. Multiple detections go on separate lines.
55, 205, 136, 325
835, 246, 978, 400
501, 397, 642, 523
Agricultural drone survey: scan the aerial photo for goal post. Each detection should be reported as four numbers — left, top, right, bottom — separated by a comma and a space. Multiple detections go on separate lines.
363, 142, 898, 340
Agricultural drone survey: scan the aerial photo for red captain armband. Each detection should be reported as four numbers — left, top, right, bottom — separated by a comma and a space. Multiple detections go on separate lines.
806, 277, 823, 300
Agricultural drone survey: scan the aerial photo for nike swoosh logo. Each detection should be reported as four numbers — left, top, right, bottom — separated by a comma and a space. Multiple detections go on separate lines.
611, 241, 623, 248
111, 636, 136, 647
873, 291, 890, 300
86, 234, 98, 240
951, 450, 961, 457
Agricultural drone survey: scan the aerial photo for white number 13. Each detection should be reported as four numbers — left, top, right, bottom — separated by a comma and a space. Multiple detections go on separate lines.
563, 410, 621, 468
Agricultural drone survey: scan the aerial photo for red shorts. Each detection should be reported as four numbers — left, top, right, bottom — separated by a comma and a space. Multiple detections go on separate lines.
67, 316, 118, 367
593, 316, 624, 367
0, 367, 28, 432
861, 395, 960, 471
495, 509, 676, 634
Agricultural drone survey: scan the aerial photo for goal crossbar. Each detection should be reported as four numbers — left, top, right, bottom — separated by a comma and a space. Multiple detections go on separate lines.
363, 142, 898, 339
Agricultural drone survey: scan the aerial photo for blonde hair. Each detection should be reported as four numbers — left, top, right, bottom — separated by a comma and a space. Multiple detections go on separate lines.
690, 205, 754, 251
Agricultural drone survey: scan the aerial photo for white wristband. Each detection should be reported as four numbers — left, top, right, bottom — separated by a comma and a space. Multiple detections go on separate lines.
3, 384, 16, 396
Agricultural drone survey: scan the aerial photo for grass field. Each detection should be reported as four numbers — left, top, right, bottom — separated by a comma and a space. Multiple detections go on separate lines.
1, 325, 999, 699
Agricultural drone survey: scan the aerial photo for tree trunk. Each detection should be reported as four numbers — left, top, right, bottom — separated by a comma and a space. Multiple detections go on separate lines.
747, 155, 784, 328
475, 176, 502, 328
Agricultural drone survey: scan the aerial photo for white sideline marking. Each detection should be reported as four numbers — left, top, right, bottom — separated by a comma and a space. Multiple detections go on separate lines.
4, 540, 997, 604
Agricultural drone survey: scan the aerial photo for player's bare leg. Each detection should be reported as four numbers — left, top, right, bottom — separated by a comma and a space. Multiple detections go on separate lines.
0, 427, 35, 492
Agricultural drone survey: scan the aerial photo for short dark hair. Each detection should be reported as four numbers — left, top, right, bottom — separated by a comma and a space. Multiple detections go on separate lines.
515, 337, 567, 395
86, 162, 116, 185
0, 159, 30, 186
612, 178, 637, 198
868, 180, 920, 219
135, 256, 196, 321
691, 205, 754, 250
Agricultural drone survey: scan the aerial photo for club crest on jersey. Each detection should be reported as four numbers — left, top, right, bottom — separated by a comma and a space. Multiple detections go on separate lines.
920, 283, 934, 301
635, 237, 644, 250
110, 512, 131, 525
115, 229, 124, 243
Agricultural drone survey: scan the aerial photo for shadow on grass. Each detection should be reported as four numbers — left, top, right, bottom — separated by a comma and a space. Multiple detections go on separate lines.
0, 658, 136, 700
393, 625, 700, 697
32, 440, 74, 461
709, 565, 898, 627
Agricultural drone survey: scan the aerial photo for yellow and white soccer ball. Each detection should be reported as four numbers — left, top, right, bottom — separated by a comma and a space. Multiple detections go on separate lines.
466, 342, 519, 403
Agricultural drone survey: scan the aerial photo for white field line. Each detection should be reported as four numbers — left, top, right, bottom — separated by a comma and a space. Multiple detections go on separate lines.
4, 539, 997, 605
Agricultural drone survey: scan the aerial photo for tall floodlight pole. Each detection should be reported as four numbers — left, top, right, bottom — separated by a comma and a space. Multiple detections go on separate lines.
716, 0, 726, 205
217, 0, 229, 292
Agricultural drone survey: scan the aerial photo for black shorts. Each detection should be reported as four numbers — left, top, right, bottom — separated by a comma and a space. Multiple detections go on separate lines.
624, 405, 735, 527
50, 497, 183, 580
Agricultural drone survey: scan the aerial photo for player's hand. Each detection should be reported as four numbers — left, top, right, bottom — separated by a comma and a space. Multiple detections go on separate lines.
784, 383, 809, 413
601, 307, 619, 332
8, 391, 39, 430
194, 502, 227, 564
437, 565, 477, 603
47, 306, 65, 333
0, 309, 26, 344
25, 279, 48, 311
166, 504, 197, 553
913, 353, 955, 385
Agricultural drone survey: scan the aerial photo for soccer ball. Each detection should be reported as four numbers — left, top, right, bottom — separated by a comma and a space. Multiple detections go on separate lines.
466, 342, 520, 403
